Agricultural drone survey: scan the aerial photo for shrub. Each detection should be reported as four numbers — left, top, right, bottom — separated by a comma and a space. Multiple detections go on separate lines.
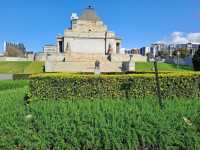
193, 46, 200, 71
29, 72, 200, 100
13, 74, 30, 80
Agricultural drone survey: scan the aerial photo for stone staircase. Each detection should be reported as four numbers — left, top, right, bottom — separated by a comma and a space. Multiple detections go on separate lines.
45, 53, 123, 72
45, 53, 146, 73
46, 61, 122, 73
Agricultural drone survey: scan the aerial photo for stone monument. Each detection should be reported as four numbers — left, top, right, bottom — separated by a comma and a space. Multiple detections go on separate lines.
42, 6, 147, 72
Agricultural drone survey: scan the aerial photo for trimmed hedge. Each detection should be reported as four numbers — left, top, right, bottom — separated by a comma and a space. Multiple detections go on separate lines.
13, 74, 30, 80
29, 72, 200, 100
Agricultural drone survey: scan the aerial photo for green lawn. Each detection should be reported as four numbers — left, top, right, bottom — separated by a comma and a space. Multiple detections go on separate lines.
0, 61, 192, 74
136, 62, 192, 71
0, 61, 44, 74
0, 80, 200, 149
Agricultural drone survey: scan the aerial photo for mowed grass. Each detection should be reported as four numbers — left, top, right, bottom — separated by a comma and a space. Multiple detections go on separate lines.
0, 61, 192, 74
136, 62, 192, 71
0, 80, 28, 91
0, 80, 200, 149
0, 61, 44, 74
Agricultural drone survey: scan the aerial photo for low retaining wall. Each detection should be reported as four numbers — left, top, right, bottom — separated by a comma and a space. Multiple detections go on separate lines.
0, 57, 33, 61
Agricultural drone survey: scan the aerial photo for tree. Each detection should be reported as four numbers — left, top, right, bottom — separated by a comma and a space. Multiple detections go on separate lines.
157, 50, 170, 58
173, 48, 189, 58
192, 46, 200, 71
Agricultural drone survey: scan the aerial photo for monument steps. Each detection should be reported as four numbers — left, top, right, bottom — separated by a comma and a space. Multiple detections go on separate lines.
47, 53, 110, 62
45, 53, 144, 72
45, 60, 122, 73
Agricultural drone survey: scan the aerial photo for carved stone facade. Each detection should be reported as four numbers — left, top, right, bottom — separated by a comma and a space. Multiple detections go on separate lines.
44, 6, 121, 54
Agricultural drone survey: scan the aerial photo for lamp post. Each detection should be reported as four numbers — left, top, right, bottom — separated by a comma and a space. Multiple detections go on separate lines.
153, 57, 163, 109
177, 50, 180, 70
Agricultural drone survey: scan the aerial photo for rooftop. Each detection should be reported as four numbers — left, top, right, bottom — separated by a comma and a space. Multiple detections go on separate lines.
79, 6, 101, 21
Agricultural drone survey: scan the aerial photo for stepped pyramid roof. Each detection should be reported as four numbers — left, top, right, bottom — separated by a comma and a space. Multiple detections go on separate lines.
79, 6, 100, 21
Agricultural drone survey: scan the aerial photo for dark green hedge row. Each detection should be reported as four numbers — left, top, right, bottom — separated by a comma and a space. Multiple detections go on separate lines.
29, 73, 200, 100
13, 74, 30, 80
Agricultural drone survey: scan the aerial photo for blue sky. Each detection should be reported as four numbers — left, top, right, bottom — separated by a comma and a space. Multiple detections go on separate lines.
0, 0, 200, 52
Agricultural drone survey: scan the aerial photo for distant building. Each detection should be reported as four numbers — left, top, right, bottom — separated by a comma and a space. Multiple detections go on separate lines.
140, 47, 150, 56
147, 42, 200, 58
168, 43, 200, 56
124, 48, 140, 54
150, 43, 168, 57
124, 49, 131, 54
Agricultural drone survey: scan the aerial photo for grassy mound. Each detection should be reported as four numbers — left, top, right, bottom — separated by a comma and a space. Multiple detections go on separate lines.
0, 61, 44, 74
0, 81, 200, 149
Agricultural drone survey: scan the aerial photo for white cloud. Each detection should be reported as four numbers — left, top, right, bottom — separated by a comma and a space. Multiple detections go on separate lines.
157, 32, 200, 44
170, 32, 188, 44
187, 33, 200, 44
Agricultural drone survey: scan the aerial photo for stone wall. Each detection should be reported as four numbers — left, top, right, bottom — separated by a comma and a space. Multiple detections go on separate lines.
110, 54, 147, 62
63, 31, 120, 54
64, 38, 105, 53
0, 57, 32, 61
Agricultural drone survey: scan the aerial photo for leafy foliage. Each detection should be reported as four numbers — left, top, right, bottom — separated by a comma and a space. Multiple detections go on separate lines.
173, 48, 190, 58
13, 74, 31, 80
1, 86, 200, 149
157, 50, 170, 58
29, 72, 200, 101
193, 46, 200, 71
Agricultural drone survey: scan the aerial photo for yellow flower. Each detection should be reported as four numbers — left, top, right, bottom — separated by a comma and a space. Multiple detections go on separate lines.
183, 117, 192, 126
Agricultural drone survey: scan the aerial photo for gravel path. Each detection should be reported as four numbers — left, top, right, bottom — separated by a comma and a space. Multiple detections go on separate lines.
0, 74, 13, 80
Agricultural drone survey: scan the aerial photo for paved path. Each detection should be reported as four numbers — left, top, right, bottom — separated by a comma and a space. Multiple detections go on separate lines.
0, 74, 13, 80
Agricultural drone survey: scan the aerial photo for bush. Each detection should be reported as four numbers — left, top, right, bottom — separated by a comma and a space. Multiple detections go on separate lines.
193, 46, 200, 71
29, 72, 200, 100
13, 74, 30, 80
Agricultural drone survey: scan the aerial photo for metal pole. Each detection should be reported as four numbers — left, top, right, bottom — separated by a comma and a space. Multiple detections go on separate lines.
105, 32, 107, 55
154, 60, 163, 109
177, 51, 180, 70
